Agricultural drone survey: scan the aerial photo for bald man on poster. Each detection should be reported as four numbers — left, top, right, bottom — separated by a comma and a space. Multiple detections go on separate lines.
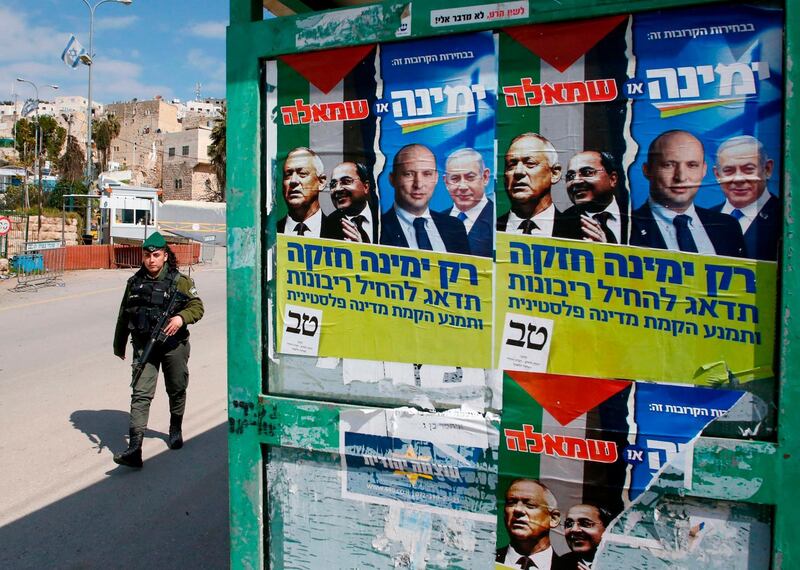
631, 130, 745, 257
380, 143, 471, 254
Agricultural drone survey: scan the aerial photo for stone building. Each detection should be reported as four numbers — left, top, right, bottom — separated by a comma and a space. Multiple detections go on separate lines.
105, 97, 181, 188
161, 126, 220, 201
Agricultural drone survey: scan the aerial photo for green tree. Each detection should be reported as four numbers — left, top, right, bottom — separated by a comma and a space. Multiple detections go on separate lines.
14, 118, 36, 165
207, 108, 226, 202
58, 135, 86, 183
38, 115, 66, 163
14, 116, 66, 165
92, 114, 121, 172
48, 179, 88, 209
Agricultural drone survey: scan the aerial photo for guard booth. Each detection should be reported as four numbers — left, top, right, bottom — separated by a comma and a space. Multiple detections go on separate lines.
226, 1, 799, 568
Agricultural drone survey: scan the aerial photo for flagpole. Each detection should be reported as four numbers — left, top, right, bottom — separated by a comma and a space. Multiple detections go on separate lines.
81, 0, 132, 244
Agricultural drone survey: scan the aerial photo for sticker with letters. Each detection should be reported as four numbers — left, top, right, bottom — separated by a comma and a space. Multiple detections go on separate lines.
280, 304, 323, 357
498, 313, 553, 373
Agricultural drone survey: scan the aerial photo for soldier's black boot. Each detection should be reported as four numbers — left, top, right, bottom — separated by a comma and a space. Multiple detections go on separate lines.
168, 414, 183, 450
113, 428, 144, 468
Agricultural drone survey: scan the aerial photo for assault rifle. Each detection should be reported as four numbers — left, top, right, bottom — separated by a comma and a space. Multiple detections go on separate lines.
131, 290, 189, 383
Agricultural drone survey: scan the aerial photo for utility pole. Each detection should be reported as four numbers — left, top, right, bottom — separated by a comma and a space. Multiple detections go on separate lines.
81, 0, 134, 244
16, 78, 58, 219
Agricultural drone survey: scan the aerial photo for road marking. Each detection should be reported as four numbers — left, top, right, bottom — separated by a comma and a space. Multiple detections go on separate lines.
0, 285, 121, 312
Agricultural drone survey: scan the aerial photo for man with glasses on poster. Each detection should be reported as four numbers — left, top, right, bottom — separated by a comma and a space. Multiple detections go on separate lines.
381, 143, 471, 254
562, 503, 613, 569
563, 151, 628, 244
497, 478, 569, 570
322, 161, 379, 243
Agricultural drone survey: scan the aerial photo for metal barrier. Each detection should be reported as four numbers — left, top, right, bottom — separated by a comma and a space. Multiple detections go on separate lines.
0, 213, 27, 258
12, 240, 66, 291
112, 244, 144, 268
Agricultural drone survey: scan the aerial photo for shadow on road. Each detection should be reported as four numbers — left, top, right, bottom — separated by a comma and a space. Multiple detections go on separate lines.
0, 422, 230, 570
70, 409, 169, 454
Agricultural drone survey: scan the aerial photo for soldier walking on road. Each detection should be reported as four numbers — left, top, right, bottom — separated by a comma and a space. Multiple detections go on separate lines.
112, 232, 204, 468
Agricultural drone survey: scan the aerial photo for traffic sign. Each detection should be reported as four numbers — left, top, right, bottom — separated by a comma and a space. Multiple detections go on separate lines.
0, 216, 11, 236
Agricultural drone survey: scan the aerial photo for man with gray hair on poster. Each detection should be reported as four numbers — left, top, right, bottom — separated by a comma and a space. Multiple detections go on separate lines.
277, 146, 327, 238
497, 478, 570, 569
711, 135, 780, 261
443, 147, 494, 257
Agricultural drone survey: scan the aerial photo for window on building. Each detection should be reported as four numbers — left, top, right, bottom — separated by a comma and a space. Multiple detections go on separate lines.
114, 209, 150, 225
168, 147, 175, 157
175, 179, 182, 189
182, 145, 189, 156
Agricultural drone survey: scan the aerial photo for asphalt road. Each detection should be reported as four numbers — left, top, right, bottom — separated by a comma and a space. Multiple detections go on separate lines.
0, 254, 229, 569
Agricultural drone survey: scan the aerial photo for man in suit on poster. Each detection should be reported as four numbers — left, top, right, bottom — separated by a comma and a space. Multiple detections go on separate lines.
322, 160, 380, 243
497, 133, 581, 239
630, 130, 745, 257
711, 135, 780, 261
496, 478, 570, 570
562, 503, 613, 569
562, 151, 629, 244
380, 143, 471, 254
442, 147, 494, 257
277, 147, 328, 238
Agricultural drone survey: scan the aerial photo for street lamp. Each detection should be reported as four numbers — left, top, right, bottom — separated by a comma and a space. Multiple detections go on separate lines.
16, 78, 58, 212
82, 0, 133, 244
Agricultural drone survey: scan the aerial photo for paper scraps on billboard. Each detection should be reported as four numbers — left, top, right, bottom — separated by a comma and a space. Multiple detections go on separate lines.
340, 407, 497, 521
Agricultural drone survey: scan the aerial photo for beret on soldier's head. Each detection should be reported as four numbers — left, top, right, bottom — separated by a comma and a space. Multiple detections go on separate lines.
142, 231, 167, 251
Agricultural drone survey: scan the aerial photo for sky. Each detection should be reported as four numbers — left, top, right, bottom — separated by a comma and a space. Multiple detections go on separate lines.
0, 0, 228, 105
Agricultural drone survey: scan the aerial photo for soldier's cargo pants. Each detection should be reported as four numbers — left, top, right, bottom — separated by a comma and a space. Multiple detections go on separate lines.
129, 340, 190, 431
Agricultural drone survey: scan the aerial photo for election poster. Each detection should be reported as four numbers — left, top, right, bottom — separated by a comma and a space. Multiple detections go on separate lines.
494, 372, 743, 569
493, 4, 782, 386
271, 32, 498, 369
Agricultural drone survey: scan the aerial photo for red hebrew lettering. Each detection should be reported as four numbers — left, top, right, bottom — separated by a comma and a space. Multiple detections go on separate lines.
541, 83, 567, 105
543, 433, 568, 457
564, 436, 591, 460
503, 84, 526, 107
564, 81, 590, 103
586, 79, 618, 102
311, 103, 332, 123
345, 99, 369, 120
280, 105, 300, 125
523, 423, 544, 453
505, 428, 526, 451
588, 439, 618, 463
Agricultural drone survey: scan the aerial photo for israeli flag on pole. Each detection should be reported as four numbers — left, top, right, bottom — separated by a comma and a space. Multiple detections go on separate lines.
61, 35, 91, 68
21, 99, 38, 117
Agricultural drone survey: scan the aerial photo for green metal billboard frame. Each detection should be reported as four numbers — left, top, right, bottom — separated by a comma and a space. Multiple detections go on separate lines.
226, 1, 800, 568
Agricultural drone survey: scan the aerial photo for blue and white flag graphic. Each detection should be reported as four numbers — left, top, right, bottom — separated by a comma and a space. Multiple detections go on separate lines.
61, 35, 90, 68
21, 99, 38, 117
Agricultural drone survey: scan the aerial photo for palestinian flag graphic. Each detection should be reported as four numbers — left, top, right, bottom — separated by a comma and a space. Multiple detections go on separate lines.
496, 15, 632, 238
496, 371, 743, 556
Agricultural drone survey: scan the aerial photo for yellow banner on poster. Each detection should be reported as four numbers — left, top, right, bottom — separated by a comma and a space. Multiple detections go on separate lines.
495, 233, 777, 384
276, 235, 493, 368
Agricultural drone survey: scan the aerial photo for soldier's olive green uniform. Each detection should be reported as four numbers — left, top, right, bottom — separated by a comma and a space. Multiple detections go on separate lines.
113, 264, 204, 431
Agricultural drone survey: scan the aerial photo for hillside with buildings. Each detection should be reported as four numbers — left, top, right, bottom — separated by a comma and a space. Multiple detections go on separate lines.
0, 94, 225, 203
